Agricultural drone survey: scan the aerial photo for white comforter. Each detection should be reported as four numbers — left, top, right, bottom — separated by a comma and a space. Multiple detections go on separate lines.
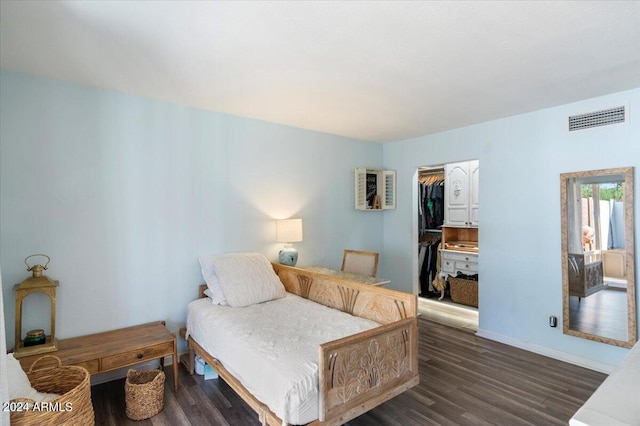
187, 293, 379, 425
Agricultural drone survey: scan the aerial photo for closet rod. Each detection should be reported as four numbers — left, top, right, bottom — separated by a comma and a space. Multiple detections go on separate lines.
418, 168, 444, 176
419, 171, 444, 183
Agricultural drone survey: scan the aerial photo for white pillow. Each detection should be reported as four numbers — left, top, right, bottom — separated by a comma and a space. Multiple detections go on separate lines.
213, 253, 285, 307
7, 353, 59, 402
203, 288, 221, 304
203, 288, 213, 299
199, 254, 228, 305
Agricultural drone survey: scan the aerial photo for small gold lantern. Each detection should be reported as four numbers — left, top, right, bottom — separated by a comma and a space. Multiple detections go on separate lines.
13, 254, 59, 358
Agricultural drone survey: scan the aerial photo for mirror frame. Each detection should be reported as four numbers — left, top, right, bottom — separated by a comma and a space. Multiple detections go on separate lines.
560, 166, 636, 348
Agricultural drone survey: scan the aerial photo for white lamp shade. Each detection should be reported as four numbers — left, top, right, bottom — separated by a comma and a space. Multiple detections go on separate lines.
276, 219, 303, 243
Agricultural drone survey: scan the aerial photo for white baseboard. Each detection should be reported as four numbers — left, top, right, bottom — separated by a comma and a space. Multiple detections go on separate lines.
475, 328, 615, 374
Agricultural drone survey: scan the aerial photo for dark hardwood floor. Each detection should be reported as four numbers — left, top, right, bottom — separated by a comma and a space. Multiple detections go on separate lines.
92, 318, 606, 425
569, 287, 628, 341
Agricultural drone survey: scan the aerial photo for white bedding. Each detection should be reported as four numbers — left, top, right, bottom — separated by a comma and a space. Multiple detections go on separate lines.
187, 293, 379, 425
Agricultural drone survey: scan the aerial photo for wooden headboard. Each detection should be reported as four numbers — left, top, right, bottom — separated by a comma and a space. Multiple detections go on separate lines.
271, 263, 416, 324
196, 263, 417, 324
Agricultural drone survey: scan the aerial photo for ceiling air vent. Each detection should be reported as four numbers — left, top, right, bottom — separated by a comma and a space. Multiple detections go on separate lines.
568, 106, 626, 131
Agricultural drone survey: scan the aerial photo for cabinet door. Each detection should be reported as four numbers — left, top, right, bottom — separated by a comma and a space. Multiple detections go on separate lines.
355, 168, 367, 210
444, 162, 471, 226
382, 170, 396, 210
469, 160, 480, 226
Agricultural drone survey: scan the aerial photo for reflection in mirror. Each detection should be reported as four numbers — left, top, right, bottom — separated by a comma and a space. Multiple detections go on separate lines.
561, 167, 636, 348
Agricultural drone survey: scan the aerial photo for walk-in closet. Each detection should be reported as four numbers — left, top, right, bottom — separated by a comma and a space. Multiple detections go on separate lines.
417, 161, 480, 327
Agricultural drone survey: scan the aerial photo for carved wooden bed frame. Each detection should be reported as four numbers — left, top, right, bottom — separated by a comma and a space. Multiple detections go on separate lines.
184, 263, 419, 426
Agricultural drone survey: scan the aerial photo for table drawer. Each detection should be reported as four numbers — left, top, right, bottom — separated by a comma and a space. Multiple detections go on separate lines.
101, 341, 173, 371
73, 359, 100, 374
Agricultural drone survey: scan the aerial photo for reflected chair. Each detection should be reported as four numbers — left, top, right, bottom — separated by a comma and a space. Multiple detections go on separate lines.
341, 250, 379, 277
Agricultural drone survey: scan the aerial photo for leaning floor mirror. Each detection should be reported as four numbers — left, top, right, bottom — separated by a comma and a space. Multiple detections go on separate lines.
560, 166, 636, 348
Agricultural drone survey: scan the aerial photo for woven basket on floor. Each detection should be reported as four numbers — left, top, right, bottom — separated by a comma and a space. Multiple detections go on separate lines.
125, 368, 165, 420
448, 276, 478, 307
10, 355, 95, 426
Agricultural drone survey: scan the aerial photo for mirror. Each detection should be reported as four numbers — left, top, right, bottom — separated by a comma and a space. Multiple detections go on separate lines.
561, 167, 636, 348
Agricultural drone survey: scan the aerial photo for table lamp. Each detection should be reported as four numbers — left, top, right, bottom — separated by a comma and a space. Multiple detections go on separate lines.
276, 218, 303, 266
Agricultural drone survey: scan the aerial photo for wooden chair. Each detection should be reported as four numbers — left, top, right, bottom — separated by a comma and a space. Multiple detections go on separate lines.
341, 250, 379, 277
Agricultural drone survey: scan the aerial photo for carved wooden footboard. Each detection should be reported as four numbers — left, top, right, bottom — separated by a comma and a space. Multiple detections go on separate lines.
275, 264, 419, 425
188, 263, 419, 425
318, 318, 418, 424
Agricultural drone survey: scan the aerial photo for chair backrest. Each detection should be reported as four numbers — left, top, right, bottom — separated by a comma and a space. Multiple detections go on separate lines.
341, 250, 379, 277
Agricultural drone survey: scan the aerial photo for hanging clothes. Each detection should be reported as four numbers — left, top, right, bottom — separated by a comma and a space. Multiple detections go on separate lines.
418, 169, 445, 297
418, 173, 445, 236
419, 238, 441, 296
431, 242, 447, 301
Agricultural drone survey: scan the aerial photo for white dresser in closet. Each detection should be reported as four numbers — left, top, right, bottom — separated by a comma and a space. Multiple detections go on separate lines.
440, 249, 478, 276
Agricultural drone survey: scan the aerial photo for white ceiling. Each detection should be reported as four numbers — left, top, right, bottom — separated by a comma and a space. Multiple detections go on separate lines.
1, 1, 639, 143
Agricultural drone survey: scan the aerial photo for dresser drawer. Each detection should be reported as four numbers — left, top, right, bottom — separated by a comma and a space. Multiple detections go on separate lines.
101, 341, 173, 371
441, 250, 477, 263
454, 260, 478, 273
441, 258, 456, 273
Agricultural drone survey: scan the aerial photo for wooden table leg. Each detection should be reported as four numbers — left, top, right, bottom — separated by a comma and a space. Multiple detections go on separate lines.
188, 347, 195, 375
172, 333, 179, 392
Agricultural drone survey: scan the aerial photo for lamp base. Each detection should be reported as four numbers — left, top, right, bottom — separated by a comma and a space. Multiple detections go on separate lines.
279, 246, 298, 266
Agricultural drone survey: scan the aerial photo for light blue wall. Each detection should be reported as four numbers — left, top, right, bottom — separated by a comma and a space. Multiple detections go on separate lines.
382, 88, 640, 367
2, 70, 639, 370
0, 71, 384, 349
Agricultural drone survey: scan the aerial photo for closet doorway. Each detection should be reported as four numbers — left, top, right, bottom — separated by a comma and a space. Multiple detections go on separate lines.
415, 162, 479, 330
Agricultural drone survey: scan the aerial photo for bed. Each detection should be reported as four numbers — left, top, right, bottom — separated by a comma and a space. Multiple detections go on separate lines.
184, 253, 418, 426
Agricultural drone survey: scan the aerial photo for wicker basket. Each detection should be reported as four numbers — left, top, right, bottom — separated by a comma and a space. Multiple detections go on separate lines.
125, 368, 165, 420
448, 276, 478, 307
10, 355, 95, 426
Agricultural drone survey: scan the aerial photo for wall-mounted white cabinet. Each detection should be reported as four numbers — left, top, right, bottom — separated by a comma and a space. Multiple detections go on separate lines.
444, 160, 479, 226
355, 168, 396, 210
